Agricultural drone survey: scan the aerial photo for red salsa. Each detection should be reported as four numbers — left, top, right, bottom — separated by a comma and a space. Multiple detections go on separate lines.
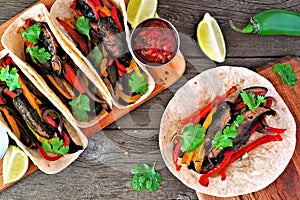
131, 18, 179, 66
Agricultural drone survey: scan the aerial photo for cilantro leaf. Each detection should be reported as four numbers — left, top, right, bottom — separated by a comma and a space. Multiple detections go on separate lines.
87, 45, 103, 67
0, 67, 21, 91
273, 63, 297, 86
76, 16, 91, 40
240, 91, 266, 110
69, 94, 91, 121
212, 115, 243, 149
27, 46, 51, 65
22, 24, 41, 44
129, 71, 148, 95
42, 137, 69, 155
180, 123, 205, 153
131, 162, 162, 192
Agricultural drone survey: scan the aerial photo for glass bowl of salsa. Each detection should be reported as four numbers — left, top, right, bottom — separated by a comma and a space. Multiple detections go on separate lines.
130, 18, 180, 67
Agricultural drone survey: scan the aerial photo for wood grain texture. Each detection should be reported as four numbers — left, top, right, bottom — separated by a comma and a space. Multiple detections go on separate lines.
0, 0, 300, 199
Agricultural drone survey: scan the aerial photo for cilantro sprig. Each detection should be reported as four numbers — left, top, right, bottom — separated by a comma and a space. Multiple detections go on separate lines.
273, 63, 297, 86
179, 123, 205, 153
212, 115, 244, 149
22, 24, 41, 44
69, 94, 91, 121
131, 162, 162, 192
129, 71, 148, 95
42, 137, 69, 155
27, 46, 51, 65
76, 16, 91, 40
240, 91, 266, 110
0, 67, 21, 91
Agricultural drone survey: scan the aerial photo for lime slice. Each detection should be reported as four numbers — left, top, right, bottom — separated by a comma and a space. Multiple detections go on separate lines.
2, 145, 29, 185
197, 13, 226, 63
127, 0, 158, 27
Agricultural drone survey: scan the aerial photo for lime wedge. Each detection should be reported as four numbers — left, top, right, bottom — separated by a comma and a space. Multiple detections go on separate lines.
127, 0, 158, 27
197, 13, 226, 63
2, 145, 29, 185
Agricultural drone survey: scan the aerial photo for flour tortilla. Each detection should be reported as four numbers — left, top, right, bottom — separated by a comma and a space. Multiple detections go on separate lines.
1, 3, 113, 128
159, 66, 296, 197
0, 49, 88, 174
50, 0, 155, 109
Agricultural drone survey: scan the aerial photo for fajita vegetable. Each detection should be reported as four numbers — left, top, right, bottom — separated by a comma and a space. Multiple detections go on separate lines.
50, 0, 155, 108
159, 66, 296, 197
1, 4, 113, 128
0, 51, 87, 174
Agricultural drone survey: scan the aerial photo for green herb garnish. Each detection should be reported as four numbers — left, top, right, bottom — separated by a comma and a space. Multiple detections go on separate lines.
129, 71, 148, 95
0, 67, 21, 91
42, 137, 69, 155
240, 91, 266, 110
22, 24, 41, 44
273, 63, 297, 86
131, 162, 162, 192
212, 115, 244, 149
180, 123, 205, 153
27, 46, 51, 65
87, 45, 103, 67
69, 94, 91, 121
76, 16, 91, 40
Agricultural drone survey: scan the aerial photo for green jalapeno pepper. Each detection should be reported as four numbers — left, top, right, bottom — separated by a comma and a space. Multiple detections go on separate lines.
230, 9, 300, 36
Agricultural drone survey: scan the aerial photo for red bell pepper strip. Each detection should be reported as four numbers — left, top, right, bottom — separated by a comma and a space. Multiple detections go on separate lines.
181, 86, 237, 125
220, 134, 283, 181
100, 11, 107, 17
85, 0, 100, 21
92, 0, 102, 7
63, 62, 87, 93
264, 126, 286, 134
199, 150, 237, 187
3, 56, 13, 67
115, 59, 127, 77
172, 137, 182, 171
25, 19, 31, 29
56, 17, 90, 56
0, 97, 6, 105
46, 116, 70, 146
38, 144, 62, 161
111, 6, 123, 32
3, 88, 16, 98
70, 0, 76, 9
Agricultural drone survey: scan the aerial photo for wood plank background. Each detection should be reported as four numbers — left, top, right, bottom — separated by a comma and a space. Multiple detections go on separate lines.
0, 0, 300, 199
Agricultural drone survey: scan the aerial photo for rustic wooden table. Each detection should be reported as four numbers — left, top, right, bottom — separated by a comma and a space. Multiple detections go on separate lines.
0, 0, 299, 199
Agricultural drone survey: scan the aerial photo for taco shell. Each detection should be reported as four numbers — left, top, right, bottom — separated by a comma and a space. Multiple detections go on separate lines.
159, 66, 296, 197
1, 3, 113, 128
0, 49, 88, 174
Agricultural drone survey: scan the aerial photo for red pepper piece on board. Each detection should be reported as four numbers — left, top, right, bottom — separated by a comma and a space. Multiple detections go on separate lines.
181, 86, 237, 125
56, 17, 90, 56
220, 134, 283, 180
172, 137, 182, 171
199, 150, 237, 187
63, 62, 87, 93
111, 6, 123, 32
115, 59, 127, 77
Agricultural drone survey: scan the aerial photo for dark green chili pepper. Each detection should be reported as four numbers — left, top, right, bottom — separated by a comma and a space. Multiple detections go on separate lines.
230, 9, 300, 36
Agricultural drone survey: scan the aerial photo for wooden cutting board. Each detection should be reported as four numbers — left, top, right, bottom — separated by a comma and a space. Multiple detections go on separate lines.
197, 56, 300, 200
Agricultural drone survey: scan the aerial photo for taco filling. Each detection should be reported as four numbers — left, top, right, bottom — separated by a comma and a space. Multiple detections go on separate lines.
173, 86, 286, 187
21, 18, 111, 122
54, 0, 149, 105
0, 54, 82, 161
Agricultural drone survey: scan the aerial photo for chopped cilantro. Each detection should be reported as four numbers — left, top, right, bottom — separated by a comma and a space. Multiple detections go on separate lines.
212, 115, 244, 149
0, 67, 21, 91
22, 24, 41, 44
131, 162, 162, 192
240, 91, 266, 110
27, 46, 51, 65
69, 94, 91, 121
273, 63, 297, 86
129, 71, 148, 95
87, 45, 103, 67
180, 123, 205, 153
76, 16, 91, 40
42, 137, 69, 155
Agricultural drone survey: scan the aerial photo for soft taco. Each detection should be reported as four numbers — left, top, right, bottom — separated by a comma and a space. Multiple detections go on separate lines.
0, 50, 88, 174
1, 3, 113, 128
50, 0, 155, 108
159, 66, 296, 197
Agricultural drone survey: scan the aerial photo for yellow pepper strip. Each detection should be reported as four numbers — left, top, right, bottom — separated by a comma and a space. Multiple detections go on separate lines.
0, 107, 21, 139
20, 78, 43, 117
190, 106, 218, 171
97, 6, 111, 16
116, 86, 142, 103
47, 75, 73, 99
